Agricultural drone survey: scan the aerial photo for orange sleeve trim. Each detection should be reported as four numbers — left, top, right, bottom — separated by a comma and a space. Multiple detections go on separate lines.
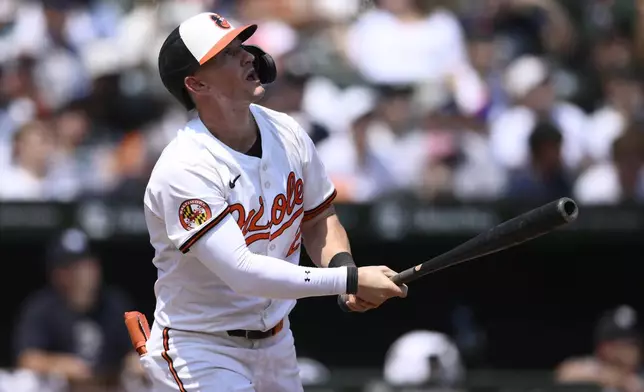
161, 328, 187, 392
303, 189, 337, 222
179, 207, 230, 254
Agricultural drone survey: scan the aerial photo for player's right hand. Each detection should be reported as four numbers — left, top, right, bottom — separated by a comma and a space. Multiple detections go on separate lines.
356, 266, 408, 306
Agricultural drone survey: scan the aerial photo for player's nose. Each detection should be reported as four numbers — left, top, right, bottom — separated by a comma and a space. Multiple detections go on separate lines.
241, 47, 254, 65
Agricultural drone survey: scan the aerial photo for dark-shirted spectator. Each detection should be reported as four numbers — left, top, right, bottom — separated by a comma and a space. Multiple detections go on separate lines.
556, 305, 643, 392
12, 228, 145, 391
505, 121, 573, 202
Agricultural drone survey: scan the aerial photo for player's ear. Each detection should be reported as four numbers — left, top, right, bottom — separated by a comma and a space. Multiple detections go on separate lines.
184, 76, 208, 95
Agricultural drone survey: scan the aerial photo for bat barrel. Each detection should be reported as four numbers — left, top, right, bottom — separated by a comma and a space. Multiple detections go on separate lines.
391, 197, 579, 285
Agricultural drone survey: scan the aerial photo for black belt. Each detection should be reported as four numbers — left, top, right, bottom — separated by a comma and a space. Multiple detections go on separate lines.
227, 319, 284, 340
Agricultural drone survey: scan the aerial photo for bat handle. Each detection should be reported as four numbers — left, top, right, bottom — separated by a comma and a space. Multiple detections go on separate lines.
390, 265, 418, 285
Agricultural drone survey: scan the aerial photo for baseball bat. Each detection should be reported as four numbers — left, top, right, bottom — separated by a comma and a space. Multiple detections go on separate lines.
339, 197, 579, 311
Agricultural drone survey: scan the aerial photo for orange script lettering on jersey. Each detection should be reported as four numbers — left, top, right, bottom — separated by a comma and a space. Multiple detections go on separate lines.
228, 172, 304, 253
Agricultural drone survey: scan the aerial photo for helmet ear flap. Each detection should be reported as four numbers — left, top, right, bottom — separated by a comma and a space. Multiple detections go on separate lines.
243, 44, 277, 84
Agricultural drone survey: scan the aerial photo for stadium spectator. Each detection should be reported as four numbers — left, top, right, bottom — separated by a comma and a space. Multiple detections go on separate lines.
48, 100, 113, 197
585, 67, 644, 163
460, 0, 576, 60
345, 0, 469, 87
316, 86, 397, 202
261, 54, 331, 145
12, 228, 145, 391
0, 121, 58, 200
556, 305, 644, 392
0, 56, 46, 142
489, 55, 588, 173
505, 121, 573, 202
574, 128, 644, 205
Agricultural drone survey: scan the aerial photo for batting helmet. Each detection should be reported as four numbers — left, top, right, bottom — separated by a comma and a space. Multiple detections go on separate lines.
158, 12, 276, 111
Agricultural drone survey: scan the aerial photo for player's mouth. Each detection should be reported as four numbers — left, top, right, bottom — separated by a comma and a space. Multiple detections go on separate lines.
244, 68, 259, 83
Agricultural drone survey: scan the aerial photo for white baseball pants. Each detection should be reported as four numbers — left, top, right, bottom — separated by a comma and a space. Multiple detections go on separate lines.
139, 319, 304, 392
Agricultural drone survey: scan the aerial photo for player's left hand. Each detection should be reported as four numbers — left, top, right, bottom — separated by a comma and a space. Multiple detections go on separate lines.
336, 266, 409, 312
343, 294, 378, 312
341, 280, 408, 312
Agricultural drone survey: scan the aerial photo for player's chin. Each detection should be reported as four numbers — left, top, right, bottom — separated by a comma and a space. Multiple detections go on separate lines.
249, 84, 265, 101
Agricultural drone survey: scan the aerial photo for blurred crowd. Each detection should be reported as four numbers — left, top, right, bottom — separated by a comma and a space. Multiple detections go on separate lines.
2, 0, 644, 205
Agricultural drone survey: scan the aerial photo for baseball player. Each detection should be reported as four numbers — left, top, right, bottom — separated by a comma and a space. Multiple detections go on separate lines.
140, 12, 407, 392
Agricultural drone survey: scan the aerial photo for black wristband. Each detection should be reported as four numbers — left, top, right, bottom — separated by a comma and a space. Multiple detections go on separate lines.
329, 252, 358, 295
329, 252, 356, 268
346, 266, 358, 295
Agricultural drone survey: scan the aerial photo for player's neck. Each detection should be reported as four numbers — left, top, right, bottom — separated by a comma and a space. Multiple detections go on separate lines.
198, 103, 257, 153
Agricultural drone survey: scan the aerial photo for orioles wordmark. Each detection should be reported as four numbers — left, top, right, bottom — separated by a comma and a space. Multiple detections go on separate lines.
228, 172, 304, 255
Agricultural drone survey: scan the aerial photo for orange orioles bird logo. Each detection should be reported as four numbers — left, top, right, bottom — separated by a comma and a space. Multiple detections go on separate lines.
210, 13, 231, 29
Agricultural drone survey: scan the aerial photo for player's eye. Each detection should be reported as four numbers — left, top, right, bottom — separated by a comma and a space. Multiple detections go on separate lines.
224, 47, 241, 56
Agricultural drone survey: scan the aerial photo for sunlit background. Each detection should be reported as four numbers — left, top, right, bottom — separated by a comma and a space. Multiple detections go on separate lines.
0, 0, 642, 391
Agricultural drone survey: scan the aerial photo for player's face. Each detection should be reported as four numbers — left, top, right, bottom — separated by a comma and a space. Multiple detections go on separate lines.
191, 38, 265, 104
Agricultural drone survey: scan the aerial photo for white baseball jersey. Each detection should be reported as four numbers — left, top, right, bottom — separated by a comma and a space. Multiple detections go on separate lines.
143, 104, 337, 334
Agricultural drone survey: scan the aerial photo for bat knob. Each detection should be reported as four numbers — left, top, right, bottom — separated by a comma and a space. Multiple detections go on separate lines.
337, 294, 352, 312
557, 197, 579, 222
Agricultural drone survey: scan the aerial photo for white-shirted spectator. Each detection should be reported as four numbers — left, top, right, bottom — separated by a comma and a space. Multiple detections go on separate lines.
344, 0, 488, 117
345, 0, 468, 86
8, 0, 95, 111
11, 0, 111, 59
0, 0, 19, 63
574, 129, 644, 205
311, 0, 362, 22
0, 56, 43, 146
47, 100, 114, 199
452, 130, 508, 201
316, 86, 398, 202
0, 121, 55, 200
367, 85, 431, 194
489, 55, 588, 172
0, 119, 85, 201
585, 68, 644, 163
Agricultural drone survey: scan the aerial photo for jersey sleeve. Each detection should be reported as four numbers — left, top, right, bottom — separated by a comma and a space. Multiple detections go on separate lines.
146, 163, 230, 253
297, 125, 337, 222
191, 215, 349, 299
